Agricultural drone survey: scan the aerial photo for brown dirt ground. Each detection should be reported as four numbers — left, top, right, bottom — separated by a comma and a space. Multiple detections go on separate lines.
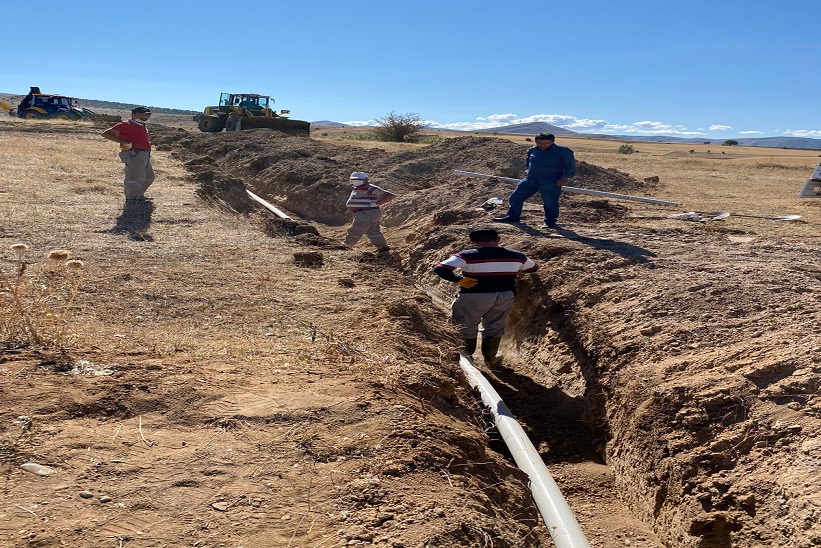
1, 119, 820, 548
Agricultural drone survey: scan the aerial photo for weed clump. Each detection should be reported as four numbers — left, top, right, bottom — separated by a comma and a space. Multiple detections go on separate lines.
0, 244, 85, 347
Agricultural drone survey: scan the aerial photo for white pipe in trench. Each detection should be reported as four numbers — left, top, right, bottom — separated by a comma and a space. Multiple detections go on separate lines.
459, 355, 591, 548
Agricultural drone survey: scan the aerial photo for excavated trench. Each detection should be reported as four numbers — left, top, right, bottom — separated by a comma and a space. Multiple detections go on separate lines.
151, 126, 821, 547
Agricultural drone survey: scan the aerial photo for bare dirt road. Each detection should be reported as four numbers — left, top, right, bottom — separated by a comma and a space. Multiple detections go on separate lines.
1, 120, 820, 547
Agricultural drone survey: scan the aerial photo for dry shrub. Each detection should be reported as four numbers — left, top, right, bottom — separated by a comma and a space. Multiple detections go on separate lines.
753, 162, 809, 171
0, 244, 85, 347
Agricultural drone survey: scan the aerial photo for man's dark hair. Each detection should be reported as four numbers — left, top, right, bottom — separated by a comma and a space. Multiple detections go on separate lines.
469, 228, 499, 242
535, 133, 555, 141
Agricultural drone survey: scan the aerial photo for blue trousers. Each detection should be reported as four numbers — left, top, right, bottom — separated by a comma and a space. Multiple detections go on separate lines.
504, 178, 562, 224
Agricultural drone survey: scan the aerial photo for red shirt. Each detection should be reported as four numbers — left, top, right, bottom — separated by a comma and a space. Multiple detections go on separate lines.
111, 119, 151, 150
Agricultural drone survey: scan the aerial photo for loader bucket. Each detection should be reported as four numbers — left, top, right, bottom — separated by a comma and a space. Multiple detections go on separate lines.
241, 116, 310, 136
76, 108, 121, 123
82, 112, 122, 123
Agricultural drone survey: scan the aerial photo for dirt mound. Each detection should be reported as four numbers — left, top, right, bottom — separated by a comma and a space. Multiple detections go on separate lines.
153, 127, 645, 231
6, 121, 819, 547
149, 126, 821, 547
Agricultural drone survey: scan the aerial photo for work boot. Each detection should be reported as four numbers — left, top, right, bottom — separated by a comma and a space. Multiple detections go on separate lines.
481, 336, 503, 367
462, 338, 477, 356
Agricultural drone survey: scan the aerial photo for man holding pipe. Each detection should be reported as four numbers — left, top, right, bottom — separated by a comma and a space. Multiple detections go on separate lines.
492, 133, 575, 229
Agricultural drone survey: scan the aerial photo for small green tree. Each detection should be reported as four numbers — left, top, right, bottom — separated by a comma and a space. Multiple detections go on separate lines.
722, 140, 739, 146
372, 111, 426, 142
617, 144, 635, 154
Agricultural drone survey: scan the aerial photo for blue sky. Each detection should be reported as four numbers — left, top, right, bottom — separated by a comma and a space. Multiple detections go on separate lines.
2, 0, 818, 139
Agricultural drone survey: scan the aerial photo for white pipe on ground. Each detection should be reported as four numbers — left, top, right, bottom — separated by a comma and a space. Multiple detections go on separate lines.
454, 170, 678, 207
459, 355, 591, 548
246, 189, 292, 220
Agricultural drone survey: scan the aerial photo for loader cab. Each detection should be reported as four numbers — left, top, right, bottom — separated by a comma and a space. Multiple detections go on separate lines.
38, 95, 73, 110
219, 93, 270, 111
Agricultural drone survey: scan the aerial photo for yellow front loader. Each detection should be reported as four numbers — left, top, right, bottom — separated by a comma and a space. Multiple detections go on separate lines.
193, 93, 310, 136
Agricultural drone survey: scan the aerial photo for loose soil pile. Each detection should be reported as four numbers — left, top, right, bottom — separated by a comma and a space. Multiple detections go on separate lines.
2, 122, 820, 547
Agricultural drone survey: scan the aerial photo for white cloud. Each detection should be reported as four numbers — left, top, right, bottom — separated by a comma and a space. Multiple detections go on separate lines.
738, 130, 763, 135
486, 114, 519, 124
784, 129, 821, 138
342, 119, 378, 127
602, 120, 704, 136
708, 124, 733, 131
426, 114, 691, 134
348, 112, 719, 137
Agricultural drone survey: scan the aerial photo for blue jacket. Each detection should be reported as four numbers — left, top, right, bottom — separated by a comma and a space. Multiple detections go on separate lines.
525, 144, 575, 181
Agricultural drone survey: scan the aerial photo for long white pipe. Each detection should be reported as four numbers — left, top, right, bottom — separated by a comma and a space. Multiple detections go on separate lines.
454, 170, 678, 207
459, 355, 591, 548
246, 189, 292, 219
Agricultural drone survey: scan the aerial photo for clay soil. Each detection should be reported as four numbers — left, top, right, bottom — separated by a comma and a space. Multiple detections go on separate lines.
1, 119, 820, 548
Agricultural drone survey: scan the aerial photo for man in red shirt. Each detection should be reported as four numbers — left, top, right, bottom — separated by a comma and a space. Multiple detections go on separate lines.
101, 106, 155, 200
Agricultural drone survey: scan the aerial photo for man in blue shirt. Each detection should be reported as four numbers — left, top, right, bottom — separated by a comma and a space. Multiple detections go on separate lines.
492, 133, 576, 229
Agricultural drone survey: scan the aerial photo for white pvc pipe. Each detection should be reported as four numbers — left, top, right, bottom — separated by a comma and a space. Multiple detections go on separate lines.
459, 355, 591, 548
454, 170, 678, 207
246, 189, 292, 219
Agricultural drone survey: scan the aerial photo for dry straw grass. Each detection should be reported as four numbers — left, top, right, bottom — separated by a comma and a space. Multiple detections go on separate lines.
0, 122, 431, 377
0, 244, 84, 346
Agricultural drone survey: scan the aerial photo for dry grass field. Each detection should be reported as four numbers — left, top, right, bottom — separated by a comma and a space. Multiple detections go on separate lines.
1, 118, 821, 548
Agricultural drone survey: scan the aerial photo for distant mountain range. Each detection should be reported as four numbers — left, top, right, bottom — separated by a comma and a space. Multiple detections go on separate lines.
313, 120, 821, 150
4, 92, 818, 150
311, 120, 348, 127
471, 122, 821, 150
474, 121, 576, 136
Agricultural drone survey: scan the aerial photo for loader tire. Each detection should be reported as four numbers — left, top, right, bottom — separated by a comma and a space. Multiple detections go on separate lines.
24, 111, 38, 120
198, 116, 225, 133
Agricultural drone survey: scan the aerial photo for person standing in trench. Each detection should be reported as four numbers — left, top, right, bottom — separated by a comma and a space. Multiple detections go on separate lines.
433, 228, 538, 366
344, 171, 395, 252
492, 133, 575, 229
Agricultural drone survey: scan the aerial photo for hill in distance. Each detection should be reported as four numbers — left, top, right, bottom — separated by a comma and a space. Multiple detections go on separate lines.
473, 121, 577, 136
4, 90, 818, 150
480, 122, 821, 150
312, 121, 349, 127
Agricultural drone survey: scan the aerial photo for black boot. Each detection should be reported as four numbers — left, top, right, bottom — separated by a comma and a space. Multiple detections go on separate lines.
481, 336, 503, 367
462, 338, 477, 356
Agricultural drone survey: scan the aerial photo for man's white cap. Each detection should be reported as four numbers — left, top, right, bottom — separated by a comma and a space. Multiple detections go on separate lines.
350, 172, 369, 181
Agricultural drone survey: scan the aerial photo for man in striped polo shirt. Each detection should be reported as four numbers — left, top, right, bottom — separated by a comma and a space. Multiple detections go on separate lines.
345, 171, 396, 252
433, 228, 538, 366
